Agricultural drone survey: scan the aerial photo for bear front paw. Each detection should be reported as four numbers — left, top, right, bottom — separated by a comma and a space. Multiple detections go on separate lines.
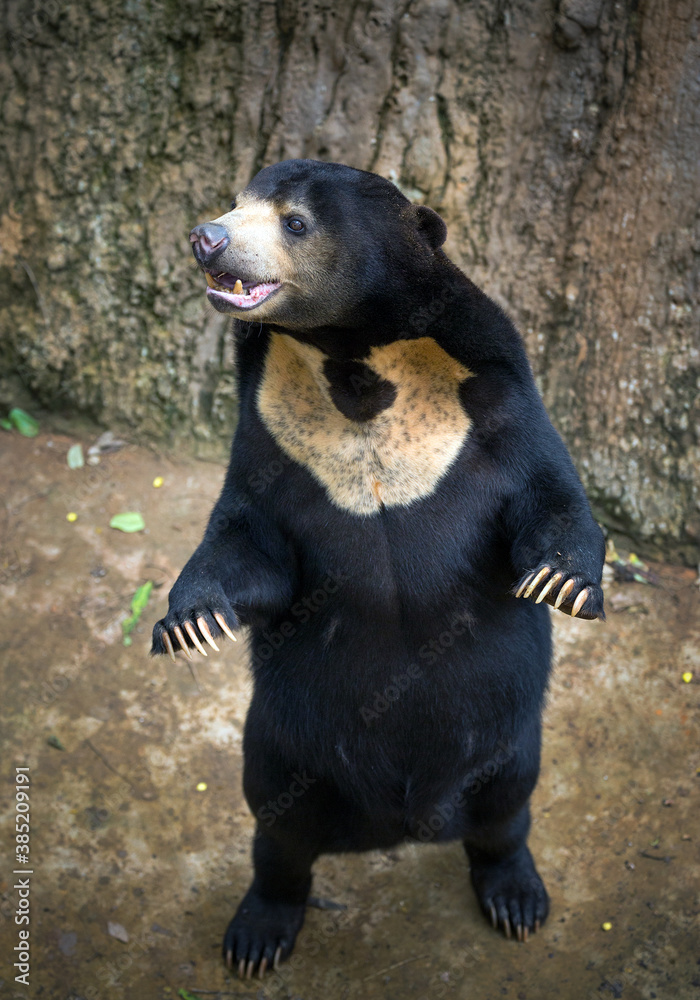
514, 565, 605, 621
151, 587, 239, 661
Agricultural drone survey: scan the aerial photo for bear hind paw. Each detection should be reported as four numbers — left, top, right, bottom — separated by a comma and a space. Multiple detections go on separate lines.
222, 887, 306, 978
470, 846, 549, 943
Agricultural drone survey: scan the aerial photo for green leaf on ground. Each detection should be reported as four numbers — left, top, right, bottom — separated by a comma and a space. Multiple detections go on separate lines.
109, 512, 145, 533
47, 735, 66, 750
9, 408, 39, 437
122, 581, 153, 644
67, 443, 84, 469
0, 417, 12, 431
178, 990, 202, 1000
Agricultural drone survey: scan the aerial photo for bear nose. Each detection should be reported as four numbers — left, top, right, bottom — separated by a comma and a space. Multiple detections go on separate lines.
189, 223, 229, 265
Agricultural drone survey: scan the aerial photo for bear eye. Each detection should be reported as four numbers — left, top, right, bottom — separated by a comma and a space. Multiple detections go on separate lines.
286, 217, 306, 234
229, 198, 237, 211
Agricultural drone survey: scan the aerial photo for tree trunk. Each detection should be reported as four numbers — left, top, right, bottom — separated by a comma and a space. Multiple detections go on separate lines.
1, 0, 698, 560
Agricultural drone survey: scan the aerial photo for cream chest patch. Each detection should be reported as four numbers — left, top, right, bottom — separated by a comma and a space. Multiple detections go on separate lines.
256, 333, 473, 515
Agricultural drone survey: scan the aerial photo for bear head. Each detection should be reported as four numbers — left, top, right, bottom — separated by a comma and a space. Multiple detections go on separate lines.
189, 159, 447, 332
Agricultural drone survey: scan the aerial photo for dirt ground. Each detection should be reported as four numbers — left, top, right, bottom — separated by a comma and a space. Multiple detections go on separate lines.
0, 427, 698, 1000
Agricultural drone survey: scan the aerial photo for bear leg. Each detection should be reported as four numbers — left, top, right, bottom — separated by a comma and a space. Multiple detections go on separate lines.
464, 803, 549, 942
223, 829, 314, 978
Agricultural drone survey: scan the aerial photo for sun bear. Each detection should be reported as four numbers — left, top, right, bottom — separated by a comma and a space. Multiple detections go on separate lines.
151, 159, 605, 978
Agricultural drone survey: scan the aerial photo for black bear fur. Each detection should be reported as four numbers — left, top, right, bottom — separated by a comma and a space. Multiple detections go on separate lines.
151, 159, 605, 974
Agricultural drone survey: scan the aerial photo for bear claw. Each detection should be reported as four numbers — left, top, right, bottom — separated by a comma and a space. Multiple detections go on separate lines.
514, 566, 603, 620
535, 571, 562, 604
197, 616, 220, 651
162, 631, 177, 663
172, 625, 193, 660
214, 612, 237, 642
515, 572, 535, 599
553, 577, 575, 610
184, 620, 207, 656
570, 588, 588, 618
523, 566, 550, 599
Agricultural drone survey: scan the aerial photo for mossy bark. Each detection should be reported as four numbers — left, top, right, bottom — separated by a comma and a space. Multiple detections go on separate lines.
1, 0, 698, 558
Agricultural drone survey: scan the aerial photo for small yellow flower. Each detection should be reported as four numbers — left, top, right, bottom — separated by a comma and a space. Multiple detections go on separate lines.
66, 512, 78, 522
682, 671, 693, 683
601, 921, 612, 932
152, 476, 164, 488
196, 782, 207, 792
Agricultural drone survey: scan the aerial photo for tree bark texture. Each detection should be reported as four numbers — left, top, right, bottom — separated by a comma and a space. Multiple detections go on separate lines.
1, 0, 699, 559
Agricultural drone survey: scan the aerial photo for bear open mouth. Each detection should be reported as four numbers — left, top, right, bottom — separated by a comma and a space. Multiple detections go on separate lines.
204, 270, 281, 309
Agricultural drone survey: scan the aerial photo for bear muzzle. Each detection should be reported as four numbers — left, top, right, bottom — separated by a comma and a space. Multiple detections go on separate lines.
190, 224, 282, 311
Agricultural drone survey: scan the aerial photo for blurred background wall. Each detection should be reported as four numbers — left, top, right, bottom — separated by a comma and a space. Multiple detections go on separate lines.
1, 0, 698, 560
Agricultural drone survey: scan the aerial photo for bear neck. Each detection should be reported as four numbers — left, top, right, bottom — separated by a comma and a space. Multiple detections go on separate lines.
265, 256, 466, 362
240, 253, 529, 377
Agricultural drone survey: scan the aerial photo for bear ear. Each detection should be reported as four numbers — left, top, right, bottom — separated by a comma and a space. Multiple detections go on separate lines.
414, 205, 447, 251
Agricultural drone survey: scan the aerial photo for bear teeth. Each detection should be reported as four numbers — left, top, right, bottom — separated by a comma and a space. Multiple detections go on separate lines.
205, 276, 281, 306
205, 272, 254, 295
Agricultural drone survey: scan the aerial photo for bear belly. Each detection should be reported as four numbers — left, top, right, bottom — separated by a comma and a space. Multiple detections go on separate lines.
256, 332, 473, 515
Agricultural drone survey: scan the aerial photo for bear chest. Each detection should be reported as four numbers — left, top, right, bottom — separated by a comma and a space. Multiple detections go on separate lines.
256, 333, 473, 515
